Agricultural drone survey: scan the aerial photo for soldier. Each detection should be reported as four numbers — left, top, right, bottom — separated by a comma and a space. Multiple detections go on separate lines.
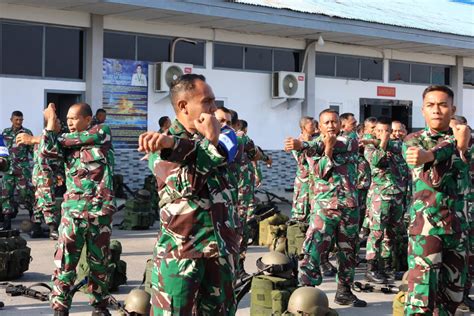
91, 108, 107, 126
403, 85, 471, 315
158, 116, 171, 134
138, 74, 240, 315
391, 120, 407, 140
16, 119, 63, 240
1, 111, 34, 230
363, 118, 405, 283
39, 103, 116, 316
285, 109, 367, 307
363, 117, 377, 139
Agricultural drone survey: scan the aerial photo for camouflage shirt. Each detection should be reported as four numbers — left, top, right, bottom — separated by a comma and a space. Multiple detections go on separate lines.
148, 119, 240, 259
2, 126, 33, 173
41, 124, 116, 218
305, 134, 359, 210
403, 127, 471, 236
32, 142, 64, 188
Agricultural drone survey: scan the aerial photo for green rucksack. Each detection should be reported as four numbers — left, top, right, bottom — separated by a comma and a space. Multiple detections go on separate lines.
250, 275, 297, 316
120, 190, 155, 230
75, 240, 127, 292
286, 221, 309, 257
0, 230, 31, 280
142, 258, 154, 295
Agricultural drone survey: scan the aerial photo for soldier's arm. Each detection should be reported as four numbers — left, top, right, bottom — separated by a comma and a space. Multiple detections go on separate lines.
364, 143, 388, 167
39, 130, 63, 159
57, 125, 111, 148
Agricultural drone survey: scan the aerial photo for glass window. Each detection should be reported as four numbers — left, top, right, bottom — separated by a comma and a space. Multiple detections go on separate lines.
174, 41, 205, 66
45, 27, 83, 79
137, 36, 170, 62
411, 63, 430, 84
360, 58, 383, 80
244, 46, 272, 71
315, 53, 335, 76
431, 66, 450, 85
213, 43, 243, 69
104, 32, 136, 60
273, 49, 301, 72
390, 61, 410, 82
464, 68, 474, 85
1, 23, 43, 76
336, 56, 359, 79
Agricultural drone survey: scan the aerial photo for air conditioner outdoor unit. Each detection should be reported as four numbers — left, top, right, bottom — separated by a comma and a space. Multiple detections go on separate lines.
272, 71, 305, 99
155, 62, 193, 92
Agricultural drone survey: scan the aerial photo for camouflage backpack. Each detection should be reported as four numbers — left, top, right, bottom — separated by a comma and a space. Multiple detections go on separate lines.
0, 230, 31, 280
120, 190, 155, 230
75, 240, 127, 292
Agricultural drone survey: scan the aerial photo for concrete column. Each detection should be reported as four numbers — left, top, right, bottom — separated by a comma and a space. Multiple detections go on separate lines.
383, 58, 390, 83
85, 14, 104, 110
303, 41, 316, 117
451, 56, 464, 114
205, 41, 213, 70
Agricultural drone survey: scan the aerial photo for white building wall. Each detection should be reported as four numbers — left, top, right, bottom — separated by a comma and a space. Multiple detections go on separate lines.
463, 88, 474, 125
0, 78, 86, 134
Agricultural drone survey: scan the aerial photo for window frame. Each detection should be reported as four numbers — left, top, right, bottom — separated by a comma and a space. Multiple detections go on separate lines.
463, 67, 474, 88
0, 19, 86, 81
315, 52, 383, 82
389, 60, 451, 86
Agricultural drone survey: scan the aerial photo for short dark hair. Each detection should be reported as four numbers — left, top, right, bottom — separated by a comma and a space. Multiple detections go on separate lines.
319, 108, 339, 119
364, 116, 378, 124
377, 117, 392, 126
96, 108, 106, 116
229, 109, 239, 126
170, 74, 206, 109
422, 85, 454, 101
239, 119, 248, 130
72, 103, 93, 117
340, 113, 354, 121
158, 116, 170, 127
11, 111, 23, 118
216, 105, 231, 115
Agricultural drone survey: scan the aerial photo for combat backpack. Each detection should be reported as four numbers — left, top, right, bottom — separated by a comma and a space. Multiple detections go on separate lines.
142, 258, 154, 295
120, 190, 155, 230
0, 229, 31, 280
250, 275, 297, 315
75, 240, 127, 292
286, 220, 309, 257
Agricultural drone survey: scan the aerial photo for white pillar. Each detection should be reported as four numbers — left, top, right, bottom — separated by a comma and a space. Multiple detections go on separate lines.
451, 56, 464, 115
303, 41, 316, 118
85, 14, 104, 111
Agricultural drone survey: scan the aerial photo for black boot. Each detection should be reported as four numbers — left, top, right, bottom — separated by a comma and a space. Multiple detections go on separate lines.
30, 222, 45, 238
334, 283, 367, 307
365, 260, 387, 284
382, 259, 394, 281
1, 215, 11, 230
53, 309, 69, 316
49, 224, 59, 240
92, 308, 111, 316
321, 261, 337, 277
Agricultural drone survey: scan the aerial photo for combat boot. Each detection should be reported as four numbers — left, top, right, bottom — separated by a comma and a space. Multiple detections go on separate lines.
30, 222, 45, 238
321, 261, 337, 277
382, 259, 394, 281
91, 308, 111, 316
49, 224, 59, 240
53, 309, 69, 316
334, 283, 367, 307
365, 260, 386, 284
1, 215, 11, 230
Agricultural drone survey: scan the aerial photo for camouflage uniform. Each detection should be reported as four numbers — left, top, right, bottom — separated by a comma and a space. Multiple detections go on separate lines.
31, 142, 63, 225
1, 126, 34, 216
41, 125, 116, 311
298, 135, 359, 287
364, 140, 405, 264
403, 128, 470, 315
148, 119, 239, 316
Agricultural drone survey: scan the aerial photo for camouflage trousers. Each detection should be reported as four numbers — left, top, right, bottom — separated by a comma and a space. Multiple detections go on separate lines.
466, 220, 474, 291
1, 168, 34, 215
290, 176, 311, 221
365, 193, 404, 261
299, 207, 359, 286
405, 233, 467, 316
237, 169, 255, 260
51, 213, 111, 311
357, 189, 368, 230
32, 173, 59, 225
151, 255, 236, 316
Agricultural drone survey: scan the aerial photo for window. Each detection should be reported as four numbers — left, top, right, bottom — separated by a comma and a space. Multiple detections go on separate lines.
411, 63, 431, 84
273, 49, 301, 72
245, 46, 272, 71
390, 62, 410, 82
213, 43, 243, 69
174, 41, 205, 66
137, 36, 170, 62
1, 22, 43, 76
360, 58, 383, 80
45, 27, 84, 79
336, 56, 359, 79
390, 61, 450, 85
315, 53, 335, 76
104, 32, 135, 60
464, 68, 474, 85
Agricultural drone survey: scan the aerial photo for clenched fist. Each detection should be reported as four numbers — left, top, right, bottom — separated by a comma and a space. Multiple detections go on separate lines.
138, 132, 175, 153
194, 113, 220, 146
405, 147, 434, 167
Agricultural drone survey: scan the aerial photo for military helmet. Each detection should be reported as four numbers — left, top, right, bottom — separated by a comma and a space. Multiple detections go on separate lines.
20, 220, 33, 233
287, 286, 330, 315
136, 189, 151, 201
256, 251, 293, 277
123, 289, 151, 315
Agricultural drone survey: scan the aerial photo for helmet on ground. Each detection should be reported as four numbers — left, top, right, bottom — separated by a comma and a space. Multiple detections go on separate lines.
287, 286, 335, 315
123, 289, 151, 315
20, 220, 33, 233
256, 251, 293, 278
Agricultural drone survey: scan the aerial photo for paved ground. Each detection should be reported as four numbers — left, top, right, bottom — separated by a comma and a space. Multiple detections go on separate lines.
0, 190, 470, 315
